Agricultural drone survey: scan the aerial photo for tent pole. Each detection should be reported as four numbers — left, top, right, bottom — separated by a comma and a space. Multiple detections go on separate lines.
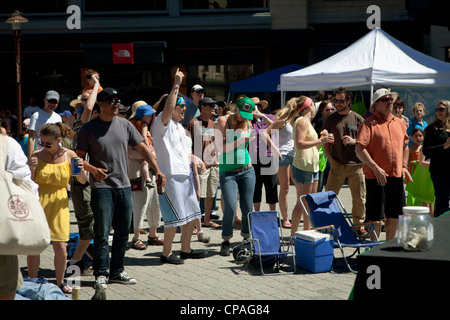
370, 84, 373, 106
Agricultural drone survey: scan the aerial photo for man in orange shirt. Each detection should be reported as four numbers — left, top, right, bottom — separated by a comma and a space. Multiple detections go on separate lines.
356, 88, 412, 241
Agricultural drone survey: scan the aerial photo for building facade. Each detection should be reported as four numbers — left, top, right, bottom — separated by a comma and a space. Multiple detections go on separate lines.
0, 0, 447, 118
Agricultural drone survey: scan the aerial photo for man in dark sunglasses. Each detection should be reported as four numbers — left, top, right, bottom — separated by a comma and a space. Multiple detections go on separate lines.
76, 87, 165, 288
27, 90, 63, 158
322, 87, 366, 236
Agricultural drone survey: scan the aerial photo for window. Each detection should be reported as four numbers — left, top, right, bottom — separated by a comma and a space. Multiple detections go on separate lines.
85, 0, 166, 12
181, 0, 268, 12
186, 64, 254, 101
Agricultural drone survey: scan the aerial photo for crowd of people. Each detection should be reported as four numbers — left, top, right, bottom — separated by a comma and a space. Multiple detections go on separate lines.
1, 66, 450, 299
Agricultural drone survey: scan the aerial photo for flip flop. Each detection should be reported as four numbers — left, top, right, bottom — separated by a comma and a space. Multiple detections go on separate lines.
282, 221, 292, 228
203, 221, 221, 229
59, 282, 73, 294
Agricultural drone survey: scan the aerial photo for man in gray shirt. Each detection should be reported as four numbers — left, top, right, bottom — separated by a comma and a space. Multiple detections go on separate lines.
76, 87, 165, 288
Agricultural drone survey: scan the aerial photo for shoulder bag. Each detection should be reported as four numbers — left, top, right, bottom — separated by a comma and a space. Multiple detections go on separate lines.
0, 136, 51, 255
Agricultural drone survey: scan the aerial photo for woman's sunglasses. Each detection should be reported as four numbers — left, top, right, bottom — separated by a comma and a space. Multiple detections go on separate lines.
38, 141, 53, 148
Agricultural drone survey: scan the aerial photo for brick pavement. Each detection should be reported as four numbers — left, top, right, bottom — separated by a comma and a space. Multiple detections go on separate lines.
18, 184, 375, 302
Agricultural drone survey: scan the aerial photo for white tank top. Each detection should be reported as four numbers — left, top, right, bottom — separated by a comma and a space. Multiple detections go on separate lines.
277, 122, 295, 157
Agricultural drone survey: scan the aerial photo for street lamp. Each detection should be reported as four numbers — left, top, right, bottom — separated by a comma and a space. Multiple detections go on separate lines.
5, 10, 28, 137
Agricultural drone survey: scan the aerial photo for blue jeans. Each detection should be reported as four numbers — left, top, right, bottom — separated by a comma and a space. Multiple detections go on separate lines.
90, 187, 133, 278
219, 166, 255, 240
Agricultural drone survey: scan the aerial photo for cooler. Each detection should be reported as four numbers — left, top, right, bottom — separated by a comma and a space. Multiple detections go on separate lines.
294, 230, 334, 273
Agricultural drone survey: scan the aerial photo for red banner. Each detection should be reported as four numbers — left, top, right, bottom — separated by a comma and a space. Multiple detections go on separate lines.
112, 43, 134, 64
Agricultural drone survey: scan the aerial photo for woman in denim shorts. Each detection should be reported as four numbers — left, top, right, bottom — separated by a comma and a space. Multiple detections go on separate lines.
290, 96, 334, 235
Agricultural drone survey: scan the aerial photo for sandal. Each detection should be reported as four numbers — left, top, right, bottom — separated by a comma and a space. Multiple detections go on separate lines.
147, 236, 164, 245
59, 282, 72, 294
132, 239, 147, 250
203, 221, 221, 229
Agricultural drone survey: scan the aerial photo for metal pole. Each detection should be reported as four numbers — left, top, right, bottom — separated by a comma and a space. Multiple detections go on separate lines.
15, 29, 23, 136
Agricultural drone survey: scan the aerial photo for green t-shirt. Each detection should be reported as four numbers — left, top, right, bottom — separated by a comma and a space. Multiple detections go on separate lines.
219, 117, 250, 173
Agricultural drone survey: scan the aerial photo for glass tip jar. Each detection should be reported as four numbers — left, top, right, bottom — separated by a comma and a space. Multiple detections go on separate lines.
397, 206, 434, 251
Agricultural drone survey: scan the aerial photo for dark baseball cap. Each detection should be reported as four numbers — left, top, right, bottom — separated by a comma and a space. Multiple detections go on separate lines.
97, 87, 123, 102
199, 97, 217, 107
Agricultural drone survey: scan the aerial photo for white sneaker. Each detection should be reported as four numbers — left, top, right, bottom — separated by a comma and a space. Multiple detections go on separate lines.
109, 272, 137, 285
96, 275, 108, 289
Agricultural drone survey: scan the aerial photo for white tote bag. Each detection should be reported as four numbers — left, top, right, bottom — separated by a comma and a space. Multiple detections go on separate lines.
0, 136, 51, 255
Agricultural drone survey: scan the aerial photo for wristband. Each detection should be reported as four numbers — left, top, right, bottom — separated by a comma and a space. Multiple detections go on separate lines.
173, 85, 180, 90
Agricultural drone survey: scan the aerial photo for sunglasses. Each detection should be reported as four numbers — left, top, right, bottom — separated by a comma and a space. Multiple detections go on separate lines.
38, 140, 53, 148
378, 97, 394, 102
177, 103, 186, 109
47, 99, 58, 104
108, 99, 121, 106
333, 99, 346, 104
435, 107, 447, 112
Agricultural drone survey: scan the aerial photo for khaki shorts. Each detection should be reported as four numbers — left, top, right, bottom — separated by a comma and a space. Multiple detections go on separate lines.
0, 255, 23, 295
198, 165, 219, 198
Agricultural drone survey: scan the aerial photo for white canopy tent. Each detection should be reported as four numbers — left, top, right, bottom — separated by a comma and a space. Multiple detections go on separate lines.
280, 27, 450, 107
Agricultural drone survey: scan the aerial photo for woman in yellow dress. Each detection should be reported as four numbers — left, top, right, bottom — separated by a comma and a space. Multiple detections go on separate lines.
27, 122, 87, 294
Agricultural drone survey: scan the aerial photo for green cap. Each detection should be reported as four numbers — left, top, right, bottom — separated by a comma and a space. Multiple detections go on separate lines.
236, 97, 255, 120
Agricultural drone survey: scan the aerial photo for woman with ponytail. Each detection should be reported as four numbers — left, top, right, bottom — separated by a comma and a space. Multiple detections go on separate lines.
290, 96, 333, 235
27, 122, 87, 294
264, 97, 302, 228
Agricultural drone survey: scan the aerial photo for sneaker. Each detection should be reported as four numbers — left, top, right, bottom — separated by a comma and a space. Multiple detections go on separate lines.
91, 283, 106, 300
197, 232, 210, 243
109, 272, 137, 285
220, 241, 231, 256
95, 275, 108, 289
161, 253, 184, 265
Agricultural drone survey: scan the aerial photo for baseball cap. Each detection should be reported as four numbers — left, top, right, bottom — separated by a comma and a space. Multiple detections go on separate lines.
45, 90, 60, 101
59, 110, 72, 117
97, 87, 122, 102
199, 97, 217, 107
191, 84, 205, 93
236, 97, 255, 120
135, 104, 155, 119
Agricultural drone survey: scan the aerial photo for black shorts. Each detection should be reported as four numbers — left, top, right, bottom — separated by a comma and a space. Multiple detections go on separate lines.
253, 162, 279, 204
365, 177, 406, 221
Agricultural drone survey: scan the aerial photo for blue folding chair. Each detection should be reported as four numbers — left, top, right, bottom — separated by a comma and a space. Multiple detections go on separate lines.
300, 191, 382, 273
246, 211, 296, 275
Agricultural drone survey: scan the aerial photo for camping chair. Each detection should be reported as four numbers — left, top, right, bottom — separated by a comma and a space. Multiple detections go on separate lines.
300, 191, 382, 273
245, 211, 296, 275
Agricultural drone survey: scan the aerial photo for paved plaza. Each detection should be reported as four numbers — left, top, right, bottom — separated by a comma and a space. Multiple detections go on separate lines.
18, 183, 377, 302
